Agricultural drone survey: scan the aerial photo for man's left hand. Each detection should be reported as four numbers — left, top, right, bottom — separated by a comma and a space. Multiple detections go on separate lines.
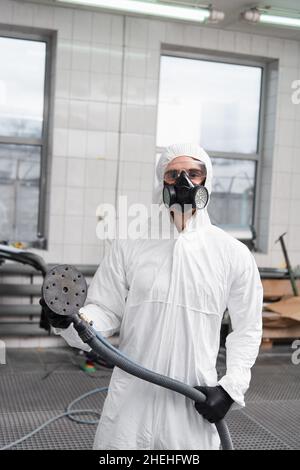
194, 385, 234, 423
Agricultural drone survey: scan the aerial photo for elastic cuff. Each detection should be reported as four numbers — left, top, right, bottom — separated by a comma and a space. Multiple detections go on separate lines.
218, 376, 245, 409
53, 324, 91, 352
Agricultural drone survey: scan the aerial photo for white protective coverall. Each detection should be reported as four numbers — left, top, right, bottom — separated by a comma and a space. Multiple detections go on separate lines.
56, 143, 263, 450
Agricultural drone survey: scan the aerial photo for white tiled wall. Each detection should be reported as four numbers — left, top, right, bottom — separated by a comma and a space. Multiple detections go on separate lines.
1, 0, 300, 268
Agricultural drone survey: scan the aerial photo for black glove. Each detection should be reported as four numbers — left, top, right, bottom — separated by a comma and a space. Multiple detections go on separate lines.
194, 385, 234, 423
39, 298, 73, 329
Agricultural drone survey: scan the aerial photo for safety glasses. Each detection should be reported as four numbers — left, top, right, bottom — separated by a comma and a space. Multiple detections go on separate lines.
164, 168, 206, 185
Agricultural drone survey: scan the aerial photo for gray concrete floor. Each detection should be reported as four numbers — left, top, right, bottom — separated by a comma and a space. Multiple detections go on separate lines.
0, 346, 299, 450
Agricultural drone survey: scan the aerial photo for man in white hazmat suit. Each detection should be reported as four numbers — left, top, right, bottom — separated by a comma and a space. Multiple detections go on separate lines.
41, 142, 263, 450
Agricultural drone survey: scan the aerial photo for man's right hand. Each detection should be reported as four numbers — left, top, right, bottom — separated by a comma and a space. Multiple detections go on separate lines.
39, 298, 73, 329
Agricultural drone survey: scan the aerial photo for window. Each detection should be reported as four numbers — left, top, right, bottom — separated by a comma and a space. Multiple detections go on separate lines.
0, 33, 50, 246
156, 53, 263, 235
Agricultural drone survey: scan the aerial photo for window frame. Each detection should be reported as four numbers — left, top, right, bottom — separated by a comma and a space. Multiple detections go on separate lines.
156, 46, 266, 236
0, 29, 53, 248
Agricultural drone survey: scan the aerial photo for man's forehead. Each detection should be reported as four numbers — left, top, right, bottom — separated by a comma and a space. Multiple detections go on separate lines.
165, 156, 205, 170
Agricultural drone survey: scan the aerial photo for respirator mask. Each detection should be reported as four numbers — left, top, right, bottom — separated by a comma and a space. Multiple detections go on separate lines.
163, 167, 209, 212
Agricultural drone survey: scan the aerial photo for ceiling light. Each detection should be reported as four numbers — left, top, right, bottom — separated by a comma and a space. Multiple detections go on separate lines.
260, 13, 300, 28
56, 0, 225, 24
242, 7, 300, 29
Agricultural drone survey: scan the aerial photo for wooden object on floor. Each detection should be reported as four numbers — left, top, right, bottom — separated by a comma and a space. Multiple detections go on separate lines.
262, 279, 300, 301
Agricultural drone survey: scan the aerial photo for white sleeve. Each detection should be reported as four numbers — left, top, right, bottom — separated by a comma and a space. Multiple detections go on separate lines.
218, 249, 263, 408
54, 240, 129, 351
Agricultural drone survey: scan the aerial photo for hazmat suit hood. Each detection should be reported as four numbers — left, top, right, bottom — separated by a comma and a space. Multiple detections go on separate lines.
152, 143, 213, 233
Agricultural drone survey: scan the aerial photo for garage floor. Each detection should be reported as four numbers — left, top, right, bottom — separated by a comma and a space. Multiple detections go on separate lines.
0, 346, 299, 450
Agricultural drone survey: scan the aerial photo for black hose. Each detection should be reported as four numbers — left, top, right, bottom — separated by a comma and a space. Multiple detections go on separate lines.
73, 316, 234, 450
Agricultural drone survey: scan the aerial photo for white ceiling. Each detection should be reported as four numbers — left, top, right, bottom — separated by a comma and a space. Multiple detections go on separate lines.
155, 0, 300, 40
45, 0, 300, 40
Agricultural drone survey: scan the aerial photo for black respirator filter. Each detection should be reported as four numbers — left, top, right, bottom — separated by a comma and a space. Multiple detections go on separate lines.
163, 171, 209, 211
